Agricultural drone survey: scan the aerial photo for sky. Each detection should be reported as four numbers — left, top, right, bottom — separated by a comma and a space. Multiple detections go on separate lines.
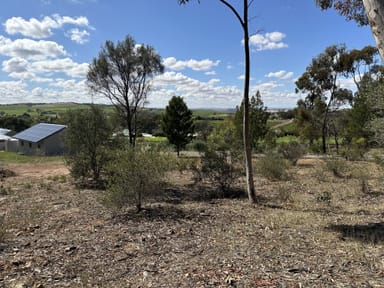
0, 0, 379, 109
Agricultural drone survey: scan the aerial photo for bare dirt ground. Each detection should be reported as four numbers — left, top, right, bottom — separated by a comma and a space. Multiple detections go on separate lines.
1, 158, 384, 287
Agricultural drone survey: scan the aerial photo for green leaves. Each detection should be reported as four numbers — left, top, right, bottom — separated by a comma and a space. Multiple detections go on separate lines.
161, 96, 194, 155
87, 35, 164, 146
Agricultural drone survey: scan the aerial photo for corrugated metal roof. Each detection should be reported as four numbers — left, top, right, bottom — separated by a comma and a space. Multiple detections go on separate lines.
0, 128, 11, 135
0, 134, 13, 141
13, 123, 66, 143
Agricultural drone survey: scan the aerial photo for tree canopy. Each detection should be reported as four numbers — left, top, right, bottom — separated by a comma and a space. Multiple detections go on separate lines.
234, 91, 270, 150
161, 96, 194, 156
295, 44, 353, 153
316, 0, 368, 25
316, 0, 384, 62
87, 35, 164, 146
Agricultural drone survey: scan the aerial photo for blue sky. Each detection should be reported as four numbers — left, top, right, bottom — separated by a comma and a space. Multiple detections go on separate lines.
0, 0, 378, 109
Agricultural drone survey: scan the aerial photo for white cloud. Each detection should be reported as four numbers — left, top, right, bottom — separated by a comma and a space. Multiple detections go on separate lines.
163, 57, 220, 71
0, 80, 29, 103
4, 14, 92, 41
238, 74, 255, 81
2, 57, 28, 73
338, 77, 356, 91
248, 32, 288, 51
0, 36, 66, 60
265, 70, 294, 80
251, 81, 280, 93
149, 71, 300, 109
151, 71, 242, 108
66, 28, 90, 44
2, 57, 35, 79
0, 78, 91, 104
31, 58, 89, 78
205, 71, 216, 76
248, 80, 301, 108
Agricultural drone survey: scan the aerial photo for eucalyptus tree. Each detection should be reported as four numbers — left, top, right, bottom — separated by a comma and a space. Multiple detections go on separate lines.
338, 45, 379, 91
315, 0, 384, 62
178, 0, 257, 202
296, 45, 353, 154
87, 35, 164, 146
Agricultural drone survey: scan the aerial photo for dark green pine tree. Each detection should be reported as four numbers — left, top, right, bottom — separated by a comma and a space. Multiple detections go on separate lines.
161, 96, 194, 156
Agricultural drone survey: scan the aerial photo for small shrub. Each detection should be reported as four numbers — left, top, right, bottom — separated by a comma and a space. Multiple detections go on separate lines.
104, 147, 175, 211
48, 175, 67, 183
351, 168, 370, 194
263, 130, 277, 151
317, 191, 332, 205
340, 147, 366, 161
326, 158, 350, 178
255, 153, 290, 181
191, 141, 207, 154
277, 141, 306, 165
340, 138, 367, 161
64, 105, 112, 188
309, 141, 322, 154
199, 149, 242, 194
0, 184, 11, 195
277, 185, 294, 203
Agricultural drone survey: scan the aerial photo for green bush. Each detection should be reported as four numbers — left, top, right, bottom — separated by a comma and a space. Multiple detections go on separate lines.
255, 153, 290, 181
340, 139, 367, 161
194, 118, 244, 195
64, 106, 112, 188
199, 149, 242, 194
277, 141, 306, 165
104, 147, 175, 211
309, 141, 322, 154
190, 140, 207, 153
326, 158, 350, 178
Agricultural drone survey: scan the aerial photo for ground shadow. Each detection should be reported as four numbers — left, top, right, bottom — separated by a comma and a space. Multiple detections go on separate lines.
0, 168, 16, 178
327, 222, 384, 244
111, 204, 202, 223
161, 184, 247, 203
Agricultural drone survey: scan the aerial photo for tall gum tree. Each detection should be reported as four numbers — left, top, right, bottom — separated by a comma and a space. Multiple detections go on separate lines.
364, 0, 384, 62
87, 35, 164, 146
316, 0, 384, 62
178, 0, 257, 203
295, 45, 353, 154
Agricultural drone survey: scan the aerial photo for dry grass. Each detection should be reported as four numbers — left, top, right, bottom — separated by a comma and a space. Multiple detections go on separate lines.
0, 158, 384, 287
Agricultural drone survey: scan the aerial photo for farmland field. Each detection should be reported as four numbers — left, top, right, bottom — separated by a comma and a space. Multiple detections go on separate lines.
0, 103, 99, 117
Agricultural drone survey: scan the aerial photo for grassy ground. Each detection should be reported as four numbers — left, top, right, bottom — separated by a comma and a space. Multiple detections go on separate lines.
0, 103, 96, 117
0, 151, 63, 164
0, 156, 384, 287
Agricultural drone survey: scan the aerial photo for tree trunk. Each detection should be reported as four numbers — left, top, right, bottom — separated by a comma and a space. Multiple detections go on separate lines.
334, 132, 339, 154
363, 0, 384, 62
127, 116, 135, 147
242, 0, 257, 203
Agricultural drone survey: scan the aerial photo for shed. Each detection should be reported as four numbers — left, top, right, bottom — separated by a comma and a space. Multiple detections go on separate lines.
0, 134, 12, 150
0, 128, 11, 135
0, 128, 13, 151
13, 123, 66, 156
